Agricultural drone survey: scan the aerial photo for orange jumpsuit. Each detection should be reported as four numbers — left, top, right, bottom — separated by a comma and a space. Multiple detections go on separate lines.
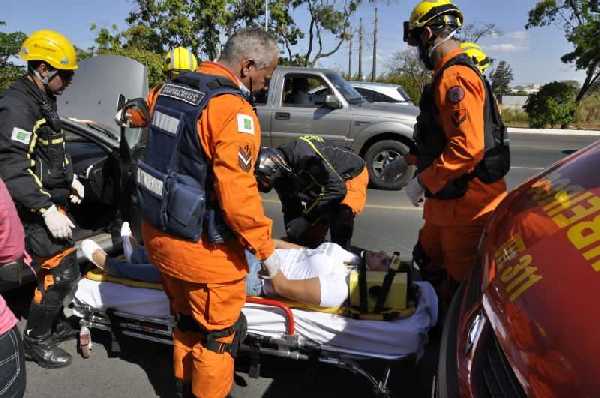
417, 48, 507, 283
127, 84, 162, 128
141, 62, 275, 398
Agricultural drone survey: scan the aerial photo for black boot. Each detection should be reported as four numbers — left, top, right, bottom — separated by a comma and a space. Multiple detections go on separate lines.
25, 302, 72, 368
23, 333, 72, 369
53, 318, 79, 343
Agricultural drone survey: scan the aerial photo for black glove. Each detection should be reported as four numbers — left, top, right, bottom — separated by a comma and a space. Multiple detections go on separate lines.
286, 217, 311, 240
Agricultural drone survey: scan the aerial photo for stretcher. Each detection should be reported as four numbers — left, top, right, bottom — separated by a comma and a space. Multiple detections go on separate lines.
71, 270, 438, 397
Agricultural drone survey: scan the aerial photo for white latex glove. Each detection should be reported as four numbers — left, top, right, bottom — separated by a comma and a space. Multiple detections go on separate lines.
260, 252, 282, 279
114, 109, 131, 127
42, 205, 75, 239
405, 177, 425, 207
70, 175, 85, 205
120, 221, 132, 238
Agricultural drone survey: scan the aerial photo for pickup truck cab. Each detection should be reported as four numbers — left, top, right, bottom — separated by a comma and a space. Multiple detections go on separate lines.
256, 66, 419, 190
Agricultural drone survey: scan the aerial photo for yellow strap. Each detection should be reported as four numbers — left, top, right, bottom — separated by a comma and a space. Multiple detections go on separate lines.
85, 268, 163, 290
298, 135, 344, 215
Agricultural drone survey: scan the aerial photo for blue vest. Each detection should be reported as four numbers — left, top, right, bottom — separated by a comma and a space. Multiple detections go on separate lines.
137, 72, 245, 243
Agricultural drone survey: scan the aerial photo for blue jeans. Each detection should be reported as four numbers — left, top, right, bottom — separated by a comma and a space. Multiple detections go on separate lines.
245, 252, 263, 296
0, 326, 26, 398
105, 247, 161, 283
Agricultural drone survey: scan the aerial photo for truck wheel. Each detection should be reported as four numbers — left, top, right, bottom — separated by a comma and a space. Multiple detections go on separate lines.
364, 140, 414, 190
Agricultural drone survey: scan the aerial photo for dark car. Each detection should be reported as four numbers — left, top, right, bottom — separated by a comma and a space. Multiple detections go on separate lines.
435, 140, 600, 397
0, 55, 148, 292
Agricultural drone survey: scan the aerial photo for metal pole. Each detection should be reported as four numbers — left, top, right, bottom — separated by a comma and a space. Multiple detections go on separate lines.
358, 18, 363, 80
371, 7, 378, 81
265, 0, 270, 30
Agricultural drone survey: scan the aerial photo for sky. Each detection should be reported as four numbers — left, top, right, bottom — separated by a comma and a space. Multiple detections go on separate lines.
2, 0, 586, 86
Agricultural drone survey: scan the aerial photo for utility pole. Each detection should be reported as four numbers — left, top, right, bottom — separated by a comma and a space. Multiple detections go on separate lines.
358, 18, 363, 80
371, 7, 378, 81
347, 33, 353, 78
265, 0, 269, 30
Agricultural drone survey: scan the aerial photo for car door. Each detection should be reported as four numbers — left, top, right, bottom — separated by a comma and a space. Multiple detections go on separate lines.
59, 55, 149, 237
269, 73, 351, 148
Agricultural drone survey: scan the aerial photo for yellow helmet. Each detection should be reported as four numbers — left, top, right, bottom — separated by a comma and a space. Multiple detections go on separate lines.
460, 41, 492, 73
404, 0, 463, 44
19, 29, 78, 70
164, 47, 198, 73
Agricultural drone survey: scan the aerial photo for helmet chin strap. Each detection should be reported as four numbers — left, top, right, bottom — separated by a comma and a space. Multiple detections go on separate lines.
31, 68, 58, 93
428, 28, 458, 60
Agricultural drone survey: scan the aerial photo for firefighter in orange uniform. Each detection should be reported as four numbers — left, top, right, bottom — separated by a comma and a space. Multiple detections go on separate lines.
116, 47, 198, 128
136, 29, 280, 398
402, 1, 509, 302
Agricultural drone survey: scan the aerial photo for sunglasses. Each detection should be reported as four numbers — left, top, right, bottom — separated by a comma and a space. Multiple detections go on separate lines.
403, 22, 421, 46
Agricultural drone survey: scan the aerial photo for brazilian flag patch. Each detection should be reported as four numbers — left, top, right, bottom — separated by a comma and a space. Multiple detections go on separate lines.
237, 114, 255, 135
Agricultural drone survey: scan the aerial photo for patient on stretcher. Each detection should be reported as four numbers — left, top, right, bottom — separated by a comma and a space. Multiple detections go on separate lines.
81, 225, 391, 308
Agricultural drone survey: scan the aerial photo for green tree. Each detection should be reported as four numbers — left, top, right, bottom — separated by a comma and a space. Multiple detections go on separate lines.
125, 0, 233, 60
0, 21, 26, 91
229, 0, 360, 66
90, 24, 165, 87
489, 60, 514, 102
383, 48, 431, 103
458, 23, 500, 43
526, 0, 600, 102
525, 81, 578, 128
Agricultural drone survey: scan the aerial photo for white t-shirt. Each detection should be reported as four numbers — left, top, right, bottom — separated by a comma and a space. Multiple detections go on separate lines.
263, 243, 360, 307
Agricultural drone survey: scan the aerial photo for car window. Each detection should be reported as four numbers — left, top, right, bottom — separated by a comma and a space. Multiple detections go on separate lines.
282, 74, 331, 107
354, 87, 376, 102
326, 73, 363, 105
355, 87, 400, 103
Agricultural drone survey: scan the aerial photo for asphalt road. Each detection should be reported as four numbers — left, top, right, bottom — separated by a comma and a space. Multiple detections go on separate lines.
12, 132, 598, 398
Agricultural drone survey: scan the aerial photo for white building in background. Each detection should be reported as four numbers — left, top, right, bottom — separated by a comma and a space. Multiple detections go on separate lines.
501, 95, 528, 110
511, 84, 541, 95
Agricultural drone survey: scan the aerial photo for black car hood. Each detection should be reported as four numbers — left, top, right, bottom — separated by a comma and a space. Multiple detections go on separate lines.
58, 55, 148, 131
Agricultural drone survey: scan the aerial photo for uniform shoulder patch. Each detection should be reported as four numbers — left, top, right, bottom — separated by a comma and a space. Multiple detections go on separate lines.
238, 144, 253, 172
237, 113, 255, 135
447, 86, 465, 104
11, 127, 32, 145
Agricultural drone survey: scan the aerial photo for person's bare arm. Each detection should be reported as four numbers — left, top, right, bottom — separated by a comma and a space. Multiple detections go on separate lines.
270, 273, 321, 306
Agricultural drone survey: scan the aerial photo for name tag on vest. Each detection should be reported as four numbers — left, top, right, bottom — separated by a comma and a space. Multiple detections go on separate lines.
161, 84, 205, 106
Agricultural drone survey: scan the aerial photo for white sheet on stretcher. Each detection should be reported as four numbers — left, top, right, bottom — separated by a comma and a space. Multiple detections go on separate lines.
73, 279, 437, 359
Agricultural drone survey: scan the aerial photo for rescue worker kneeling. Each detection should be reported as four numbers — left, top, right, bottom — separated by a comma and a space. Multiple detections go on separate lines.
137, 29, 280, 398
255, 136, 369, 249
398, 1, 508, 303
0, 30, 83, 368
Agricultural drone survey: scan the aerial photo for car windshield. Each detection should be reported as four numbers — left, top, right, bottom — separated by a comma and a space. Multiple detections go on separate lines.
326, 73, 364, 105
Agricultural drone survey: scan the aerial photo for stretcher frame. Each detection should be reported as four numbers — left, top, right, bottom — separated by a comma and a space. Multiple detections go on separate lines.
72, 295, 416, 398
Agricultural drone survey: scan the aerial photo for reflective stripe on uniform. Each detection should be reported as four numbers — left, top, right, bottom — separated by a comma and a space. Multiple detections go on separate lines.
37, 137, 64, 145
28, 119, 52, 200
137, 168, 163, 197
152, 111, 180, 135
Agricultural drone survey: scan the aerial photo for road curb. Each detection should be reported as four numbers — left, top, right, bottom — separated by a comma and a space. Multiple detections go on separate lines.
508, 127, 600, 136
